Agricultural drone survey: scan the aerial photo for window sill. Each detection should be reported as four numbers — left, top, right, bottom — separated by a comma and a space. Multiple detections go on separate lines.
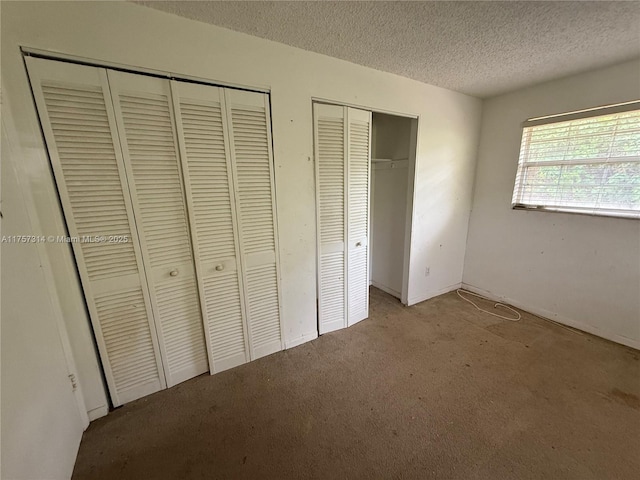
511, 204, 640, 220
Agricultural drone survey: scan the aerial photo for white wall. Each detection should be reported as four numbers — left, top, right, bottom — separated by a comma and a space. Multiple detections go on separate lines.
463, 59, 640, 349
1, 125, 86, 479
371, 114, 412, 297
372, 113, 413, 160
371, 163, 409, 297
1, 0, 481, 443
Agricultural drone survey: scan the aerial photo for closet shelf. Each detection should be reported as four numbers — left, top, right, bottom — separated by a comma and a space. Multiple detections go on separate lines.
372, 157, 409, 163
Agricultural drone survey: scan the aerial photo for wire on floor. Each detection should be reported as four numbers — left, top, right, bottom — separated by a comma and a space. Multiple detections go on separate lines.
456, 289, 521, 321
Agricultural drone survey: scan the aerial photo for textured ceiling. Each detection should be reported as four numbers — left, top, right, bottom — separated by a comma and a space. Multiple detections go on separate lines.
134, 1, 640, 98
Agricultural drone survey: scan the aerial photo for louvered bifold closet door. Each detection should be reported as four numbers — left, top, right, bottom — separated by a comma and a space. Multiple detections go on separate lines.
346, 108, 372, 326
313, 104, 348, 334
170, 80, 250, 373
108, 71, 209, 386
226, 89, 284, 359
26, 57, 165, 406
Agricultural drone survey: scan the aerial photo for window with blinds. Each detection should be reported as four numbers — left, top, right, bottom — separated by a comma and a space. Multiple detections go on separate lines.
512, 102, 640, 219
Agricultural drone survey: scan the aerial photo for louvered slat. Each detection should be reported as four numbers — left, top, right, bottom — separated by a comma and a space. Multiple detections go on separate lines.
95, 287, 160, 392
154, 278, 208, 374
318, 119, 345, 244
172, 81, 249, 373
118, 93, 193, 267
181, 100, 236, 262
320, 252, 346, 328
348, 123, 370, 241
203, 272, 246, 360
314, 104, 348, 334
27, 57, 164, 406
227, 90, 283, 359
231, 107, 276, 255
44, 84, 139, 280
109, 71, 208, 387
245, 265, 281, 346
347, 113, 372, 326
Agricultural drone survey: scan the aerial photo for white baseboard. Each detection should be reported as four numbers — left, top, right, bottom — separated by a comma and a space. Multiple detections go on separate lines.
284, 330, 318, 349
87, 404, 109, 422
408, 282, 462, 307
461, 283, 640, 351
370, 281, 401, 299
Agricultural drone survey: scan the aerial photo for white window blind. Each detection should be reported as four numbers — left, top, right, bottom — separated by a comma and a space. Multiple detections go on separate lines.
512, 102, 640, 219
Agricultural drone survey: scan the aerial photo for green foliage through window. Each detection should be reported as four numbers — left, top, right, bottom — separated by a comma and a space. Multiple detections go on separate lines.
512, 105, 640, 218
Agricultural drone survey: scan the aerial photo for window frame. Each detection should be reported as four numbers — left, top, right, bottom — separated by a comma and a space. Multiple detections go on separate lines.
511, 101, 640, 220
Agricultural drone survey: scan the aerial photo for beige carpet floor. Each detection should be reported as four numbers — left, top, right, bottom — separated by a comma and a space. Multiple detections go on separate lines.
72, 288, 640, 479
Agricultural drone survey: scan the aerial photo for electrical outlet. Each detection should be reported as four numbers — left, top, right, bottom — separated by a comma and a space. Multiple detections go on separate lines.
425, 266, 430, 276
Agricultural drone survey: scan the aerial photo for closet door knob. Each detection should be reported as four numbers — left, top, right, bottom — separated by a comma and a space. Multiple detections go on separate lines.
169, 269, 179, 277
215, 264, 224, 271
356, 241, 362, 247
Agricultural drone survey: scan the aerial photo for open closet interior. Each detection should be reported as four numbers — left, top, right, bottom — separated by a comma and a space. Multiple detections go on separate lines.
26, 56, 284, 407
370, 113, 415, 301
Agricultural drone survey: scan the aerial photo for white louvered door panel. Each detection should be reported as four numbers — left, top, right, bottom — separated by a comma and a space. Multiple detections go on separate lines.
346, 108, 372, 326
26, 57, 165, 406
313, 104, 348, 333
225, 89, 283, 359
171, 80, 250, 373
108, 71, 208, 387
